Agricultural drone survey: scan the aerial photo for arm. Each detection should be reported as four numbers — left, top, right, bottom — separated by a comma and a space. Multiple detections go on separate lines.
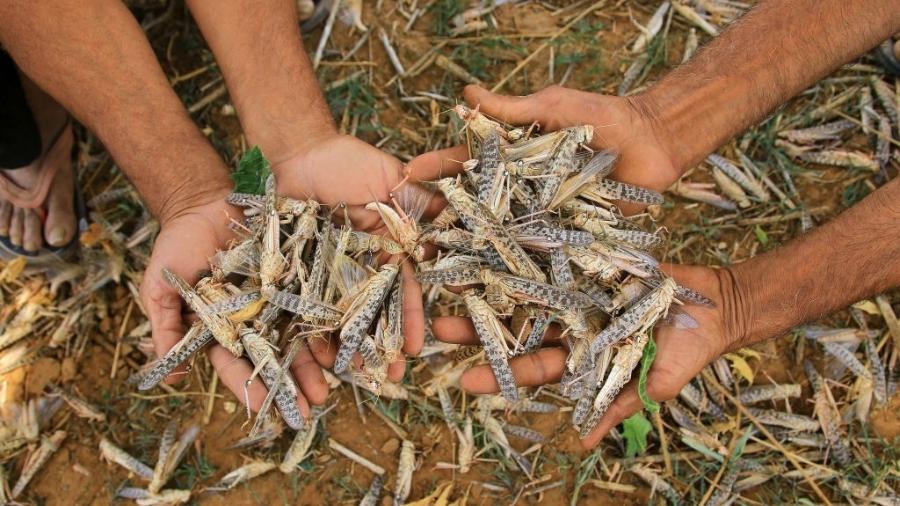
185, 0, 432, 377
0, 0, 232, 223
450, 0, 900, 193
0, 0, 318, 412
421, 0, 900, 447
644, 0, 900, 173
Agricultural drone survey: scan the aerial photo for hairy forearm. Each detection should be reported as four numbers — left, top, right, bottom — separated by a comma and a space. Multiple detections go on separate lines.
641, 0, 900, 173
186, 0, 336, 165
0, 0, 231, 223
721, 177, 900, 349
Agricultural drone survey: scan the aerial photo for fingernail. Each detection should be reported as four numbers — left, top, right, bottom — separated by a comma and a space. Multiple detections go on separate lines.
26, 240, 40, 252
48, 227, 67, 246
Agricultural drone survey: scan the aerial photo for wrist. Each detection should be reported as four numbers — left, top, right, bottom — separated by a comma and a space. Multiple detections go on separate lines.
714, 267, 756, 352
156, 178, 233, 227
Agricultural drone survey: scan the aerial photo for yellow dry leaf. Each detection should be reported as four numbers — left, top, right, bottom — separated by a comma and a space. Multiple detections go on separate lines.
80, 223, 104, 247
227, 298, 266, 322
724, 353, 754, 383
406, 482, 452, 506
0, 257, 26, 284
851, 300, 880, 315
737, 348, 761, 360
434, 482, 454, 506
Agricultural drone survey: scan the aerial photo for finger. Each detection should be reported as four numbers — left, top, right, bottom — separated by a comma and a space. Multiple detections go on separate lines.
308, 332, 338, 369
459, 347, 568, 394
207, 345, 269, 411
463, 84, 542, 126
140, 277, 192, 384
432, 315, 563, 345
422, 192, 448, 221
579, 381, 643, 449
432, 315, 478, 344
405, 146, 469, 183
291, 342, 329, 405
401, 261, 424, 355
388, 358, 405, 382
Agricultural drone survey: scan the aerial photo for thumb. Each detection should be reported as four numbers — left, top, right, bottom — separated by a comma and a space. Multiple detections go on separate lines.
463, 84, 544, 126
141, 272, 190, 383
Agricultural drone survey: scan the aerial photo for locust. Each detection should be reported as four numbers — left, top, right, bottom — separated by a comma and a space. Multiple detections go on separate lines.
537, 126, 594, 208
436, 177, 547, 282
417, 266, 594, 312
334, 263, 399, 374
578, 332, 649, 437
280, 405, 335, 473
464, 291, 520, 400
239, 327, 305, 430
366, 183, 431, 261
162, 268, 242, 356
393, 440, 415, 506
588, 277, 677, 356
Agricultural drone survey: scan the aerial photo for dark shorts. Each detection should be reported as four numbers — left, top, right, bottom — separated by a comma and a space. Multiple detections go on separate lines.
0, 51, 42, 169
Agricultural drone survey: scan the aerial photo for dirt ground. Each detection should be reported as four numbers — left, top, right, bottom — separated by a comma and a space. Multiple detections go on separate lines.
1, 1, 898, 505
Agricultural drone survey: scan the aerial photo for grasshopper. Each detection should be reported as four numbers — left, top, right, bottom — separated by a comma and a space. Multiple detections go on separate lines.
417, 266, 594, 312
437, 177, 546, 282
393, 440, 415, 506
239, 327, 305, 430
162, 268, 242, 356
537, 126, 594, 208
579, 333, 649, 437
587, 277, 677, 356
334, 264, 399, 374
366, 183, 431, 262
463, 291, 519, 400
280, 405, 336, 473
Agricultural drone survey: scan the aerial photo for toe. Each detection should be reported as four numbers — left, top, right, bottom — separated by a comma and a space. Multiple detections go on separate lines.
43, 164, 76, 247
23, 210, 42, 252
9, 208, 23, 247
0, 201, 11, 236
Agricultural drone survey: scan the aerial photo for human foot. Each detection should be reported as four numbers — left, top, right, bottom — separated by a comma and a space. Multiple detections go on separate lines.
0, 78, 77, 255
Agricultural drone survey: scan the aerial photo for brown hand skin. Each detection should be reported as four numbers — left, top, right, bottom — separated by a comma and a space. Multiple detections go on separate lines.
461, 85, 681, 196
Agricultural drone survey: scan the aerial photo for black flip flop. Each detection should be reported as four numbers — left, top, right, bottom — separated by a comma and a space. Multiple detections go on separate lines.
0, 119, 87, 266
874, 37, 900, 77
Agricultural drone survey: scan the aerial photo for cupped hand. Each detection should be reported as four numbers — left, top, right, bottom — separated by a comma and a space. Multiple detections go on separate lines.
430, 264, 739, 449
140, 194, 330, 416
272, 133, 459, 381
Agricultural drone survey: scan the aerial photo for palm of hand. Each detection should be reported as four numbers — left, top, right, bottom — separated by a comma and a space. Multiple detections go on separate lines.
275, 134, 407, 232
141, 198, 238, 360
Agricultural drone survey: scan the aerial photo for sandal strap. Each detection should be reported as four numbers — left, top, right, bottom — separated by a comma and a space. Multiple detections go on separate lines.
0, 118, 70, 209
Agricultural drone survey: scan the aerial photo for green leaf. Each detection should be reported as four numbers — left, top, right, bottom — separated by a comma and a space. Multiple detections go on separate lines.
231, 146, 271, 195
622, 412, 653, 458
638, 331, 660, 413
729, 425, 753, 462
754, 225, 769, 246
681, 435, 725, 462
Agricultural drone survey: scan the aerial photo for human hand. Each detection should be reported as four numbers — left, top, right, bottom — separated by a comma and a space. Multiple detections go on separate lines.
430, 264, 743, 448
414, 84, 681, 205
140, 194, 330, 415
272, 133, 451, 382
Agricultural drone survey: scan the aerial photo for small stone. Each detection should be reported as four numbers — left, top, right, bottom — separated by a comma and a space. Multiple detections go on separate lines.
220, 104, 236, 116
223, 401, 237, 414
380, 438, 400, 454
717, 241, 727, 249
